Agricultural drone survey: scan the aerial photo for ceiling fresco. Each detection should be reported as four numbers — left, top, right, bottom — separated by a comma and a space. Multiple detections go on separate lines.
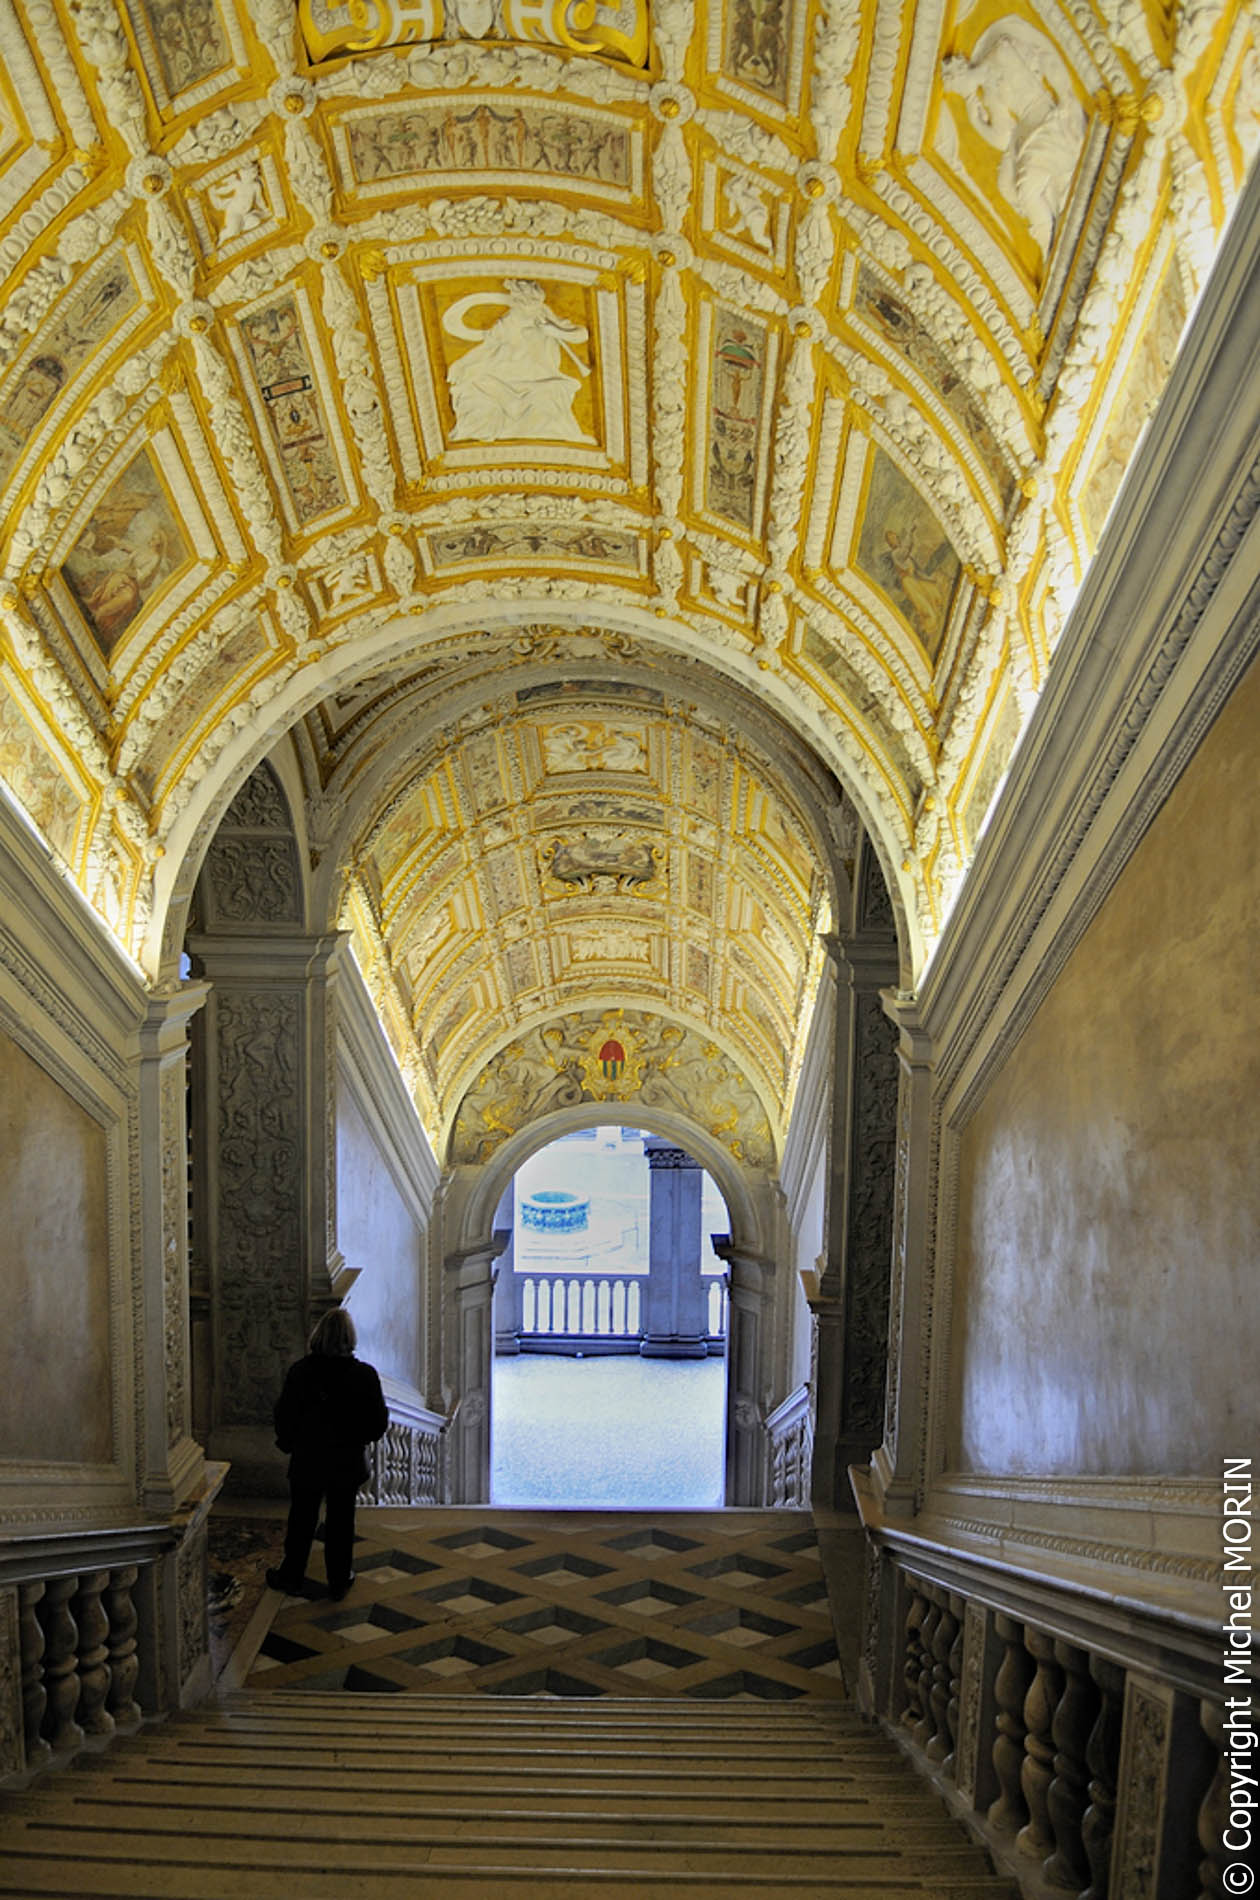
0, 0, 1257, 1132
288, 654, 839, 1148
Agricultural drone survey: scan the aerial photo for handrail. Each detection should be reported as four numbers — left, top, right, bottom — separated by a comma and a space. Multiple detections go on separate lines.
849, 1466, 1227, 1697
0, 1520, 178, 1589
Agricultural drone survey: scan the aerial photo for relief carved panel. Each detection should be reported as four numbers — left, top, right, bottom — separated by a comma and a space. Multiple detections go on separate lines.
214, 990, 305, 1424
842, 990, 899, 1436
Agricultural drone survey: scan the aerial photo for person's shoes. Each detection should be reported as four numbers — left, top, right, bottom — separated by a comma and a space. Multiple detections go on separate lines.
265, 1567, 303, 1594
327, 1571, 355, 1601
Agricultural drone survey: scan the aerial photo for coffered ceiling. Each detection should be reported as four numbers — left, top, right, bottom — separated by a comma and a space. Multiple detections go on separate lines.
0, 0, 1256, 1137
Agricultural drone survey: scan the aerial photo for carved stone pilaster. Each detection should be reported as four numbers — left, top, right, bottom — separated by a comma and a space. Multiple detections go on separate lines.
137, 1461, 226, 1716
0, 1587, 22, 1778
871, 994, 934, 1516
1112, 1675, 1216, 1900
134, 981, 209, 1514
956, 1599, 1001, 1813
187, 931, 349, 1491
814, 888, 900, 1508
711, 1241, 772, 1506
445, 1245, 497, 1503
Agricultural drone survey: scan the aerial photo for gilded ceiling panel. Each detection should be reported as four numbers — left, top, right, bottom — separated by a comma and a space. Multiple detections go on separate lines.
0, 0, 1252, 998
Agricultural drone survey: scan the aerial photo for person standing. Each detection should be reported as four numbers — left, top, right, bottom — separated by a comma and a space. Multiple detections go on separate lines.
267, 1309, 388, 1601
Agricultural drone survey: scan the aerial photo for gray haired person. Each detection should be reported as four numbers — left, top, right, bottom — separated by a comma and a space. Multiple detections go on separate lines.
267, 1309, 387, 1600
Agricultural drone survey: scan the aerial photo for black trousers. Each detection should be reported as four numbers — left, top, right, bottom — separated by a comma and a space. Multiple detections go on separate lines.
282, 1453, 360, 1587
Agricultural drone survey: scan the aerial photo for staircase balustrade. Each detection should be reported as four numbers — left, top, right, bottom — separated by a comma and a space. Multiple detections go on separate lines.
855, 1504, 1244, 1900
766, 1384, 814, 1507
358, 1397, 446, 1507
11, 1561, 150, 1776
1, 1517, 206, 1788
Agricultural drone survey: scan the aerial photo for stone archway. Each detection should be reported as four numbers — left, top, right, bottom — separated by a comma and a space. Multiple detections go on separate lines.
437, 1103, 783, 1506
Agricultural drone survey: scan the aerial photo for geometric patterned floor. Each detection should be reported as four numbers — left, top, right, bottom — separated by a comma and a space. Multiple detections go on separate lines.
249, 1509, 848, 1701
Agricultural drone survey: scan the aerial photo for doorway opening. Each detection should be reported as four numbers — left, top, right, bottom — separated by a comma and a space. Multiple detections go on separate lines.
490, 1126, 730, 1507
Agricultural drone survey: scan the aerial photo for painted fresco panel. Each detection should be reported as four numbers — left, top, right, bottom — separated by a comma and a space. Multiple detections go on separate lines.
61, 449, 192, 656
706, 309, 767, 531
0, 264, 139, 487
136, 0, 231, 95
724, 0, 791, 102
239, 295, 347, 525
347, 99, 632, 189
131, 620, 267, 802
0, 694, 82, 860
426, 522, 639, 570
855, 267, 1016, 509
1082, 264, 1188, 547
855, 446, 961, 661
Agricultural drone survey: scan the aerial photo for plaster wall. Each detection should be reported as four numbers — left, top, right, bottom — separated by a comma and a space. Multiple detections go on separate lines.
0, 1027, 113, 1464
949, 654, 1260, 1476
337, 1075, 423, 1387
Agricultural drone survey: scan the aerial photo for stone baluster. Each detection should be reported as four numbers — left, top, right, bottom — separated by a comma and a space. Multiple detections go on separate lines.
988, 1613, 1034, 1834
900, 1581, 928, 1732
73, 1570, 115, 1739
18, 1581, 51, 1771
943, 1591, 965, 1779
1080, 1656, 1124, 1900
1196, 1700, 1230, 1900
1017, 1627, 1063, 1859
927, 1589, 958, 1764
38, 1576, 84, 1753
1043, 1638, 1098, 1888
104, 1567, 142, 1729
913, 1590, 941, 1751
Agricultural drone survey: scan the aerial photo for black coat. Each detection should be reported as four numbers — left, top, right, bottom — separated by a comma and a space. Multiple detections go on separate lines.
274, 1353, 388, 1477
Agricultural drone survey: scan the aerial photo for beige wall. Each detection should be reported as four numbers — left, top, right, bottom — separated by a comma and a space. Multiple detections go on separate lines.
337, 1078, 423, 1387
0, 1028, 114, 1464
950, 654, 1260, 1476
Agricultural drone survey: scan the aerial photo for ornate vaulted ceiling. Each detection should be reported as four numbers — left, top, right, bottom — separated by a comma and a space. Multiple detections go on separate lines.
0, 0, 1257, 1144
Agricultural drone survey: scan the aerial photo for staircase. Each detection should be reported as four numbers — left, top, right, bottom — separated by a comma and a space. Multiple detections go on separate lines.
0, 1691, 1020, 1898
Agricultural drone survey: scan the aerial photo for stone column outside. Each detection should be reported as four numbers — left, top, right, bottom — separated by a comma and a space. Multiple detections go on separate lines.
640, 1138, 708, 1358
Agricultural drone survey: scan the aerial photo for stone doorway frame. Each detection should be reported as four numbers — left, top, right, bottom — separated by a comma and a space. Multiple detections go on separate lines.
438, 1103, 781, 1507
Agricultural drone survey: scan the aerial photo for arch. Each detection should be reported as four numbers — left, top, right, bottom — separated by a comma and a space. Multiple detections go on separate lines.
439, 1100, 784, 1507
452, 1101, 769, 1263
148, 597, 922, 985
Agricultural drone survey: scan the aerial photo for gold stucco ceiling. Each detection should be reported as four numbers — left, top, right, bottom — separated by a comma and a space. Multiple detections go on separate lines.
0, 0, 1257, 1110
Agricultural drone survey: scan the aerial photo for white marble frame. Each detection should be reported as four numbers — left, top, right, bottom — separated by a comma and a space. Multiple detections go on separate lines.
396, 256, 630, 475
0, 795, 147, 1530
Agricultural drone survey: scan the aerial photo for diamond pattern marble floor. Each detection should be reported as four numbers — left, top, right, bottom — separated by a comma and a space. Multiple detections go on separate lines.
250, 1508, 846, 1699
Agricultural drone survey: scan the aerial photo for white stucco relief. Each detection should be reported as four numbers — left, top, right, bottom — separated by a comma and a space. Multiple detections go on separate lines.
443, 280, 594, 443
941, 19, 1087, 256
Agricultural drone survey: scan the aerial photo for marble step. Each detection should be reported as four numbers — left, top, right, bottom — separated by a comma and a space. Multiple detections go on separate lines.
0, 1692, 1020, 1898
61, 1760, 931, 1819
0, 1813, 1001, 1875
0, 1865, 1028, 1899
13, 1789, 977, 1851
